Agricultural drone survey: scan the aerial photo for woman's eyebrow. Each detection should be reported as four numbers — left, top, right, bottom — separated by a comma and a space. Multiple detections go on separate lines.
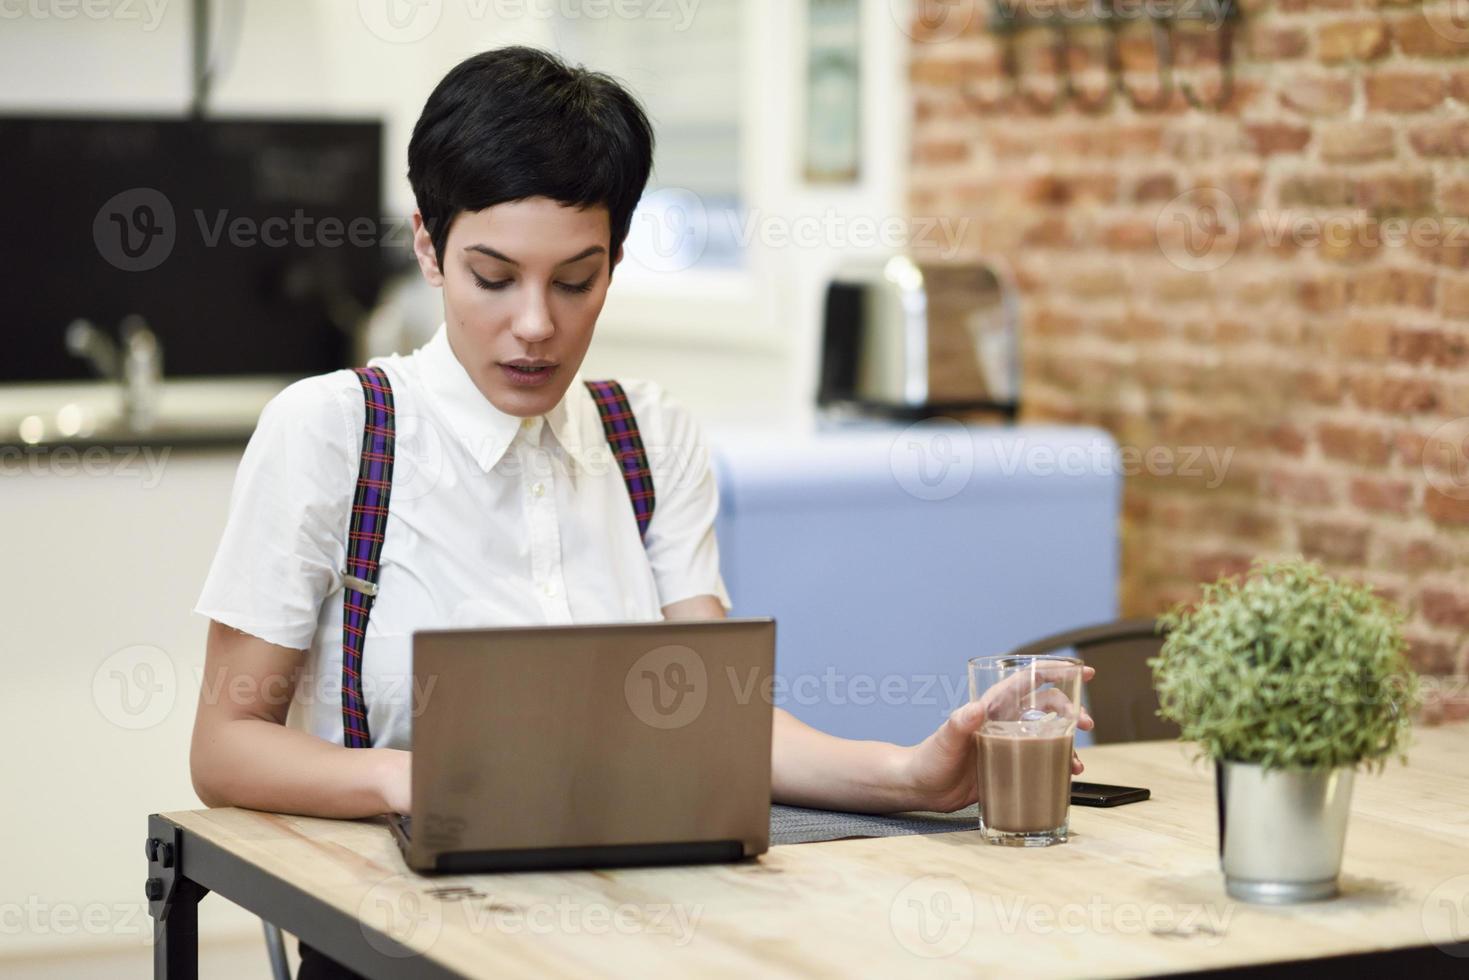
462, 244, 606, 266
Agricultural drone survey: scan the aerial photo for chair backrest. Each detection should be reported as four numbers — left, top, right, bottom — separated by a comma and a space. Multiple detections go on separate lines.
1008, 618, 1179, 744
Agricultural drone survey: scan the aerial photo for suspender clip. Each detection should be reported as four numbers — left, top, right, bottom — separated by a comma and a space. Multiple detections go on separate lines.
341, 570, 380, 597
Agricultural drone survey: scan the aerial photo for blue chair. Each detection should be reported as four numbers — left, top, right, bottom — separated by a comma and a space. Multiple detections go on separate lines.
711, 421, 1121, 748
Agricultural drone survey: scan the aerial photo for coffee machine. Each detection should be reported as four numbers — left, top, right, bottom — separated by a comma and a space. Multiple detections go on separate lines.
817, 256, 1020, 421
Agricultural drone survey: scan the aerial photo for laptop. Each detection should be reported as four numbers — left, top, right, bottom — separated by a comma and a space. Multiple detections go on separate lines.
389, 617, 775, 874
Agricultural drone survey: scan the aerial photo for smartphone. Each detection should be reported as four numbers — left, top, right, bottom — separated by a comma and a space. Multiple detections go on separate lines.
1070, 782, 1150, 807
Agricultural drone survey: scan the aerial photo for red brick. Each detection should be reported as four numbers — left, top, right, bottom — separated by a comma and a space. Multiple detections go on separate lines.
1380, 536, 1450, 573
1268, 423, 1309, 455
1278, 174, 1355, 208
1409, 120, 1469, 157
1425, 487, 1469, 525
1348, 375, 1440, 413
1422, 588, 1469, 629
1444, 279, 1469, 319
1414, 233, 1469, 271
1133, 173, 1179, 202
1318, 20, 1391, 63
1320, 123, 1396, 162
1266, 468, 1336, 505
1318, 219, 1382, 264
1452, 69, 1469, 102
1247, 24, 1310, 60
913, 139, 969, 165
1280, 75, 1355, 115
1191, 552, 1256, 584
1100, 219, 1160, 251
1393, 14, 1469, 57
1349, 267, 1437, 307
1355, 174, 1436, 215
1318, 422, 1394, 465
1298, 521, 1371, 565
1298, 275, 1351, 312
1444, 181, 1469, 217
1350, 476, 1416, 513
1366, 72, 1447, 111
1245, 123, 1312, 156
1341, 319, 1393, 358
1393, 327, 1469, 367
1405, 633, 1460, 675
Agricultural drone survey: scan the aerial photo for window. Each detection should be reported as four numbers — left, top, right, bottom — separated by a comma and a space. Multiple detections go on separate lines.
553, 0, 745, 274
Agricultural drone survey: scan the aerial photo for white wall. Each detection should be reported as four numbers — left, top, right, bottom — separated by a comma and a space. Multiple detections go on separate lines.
0, 0, 910, 965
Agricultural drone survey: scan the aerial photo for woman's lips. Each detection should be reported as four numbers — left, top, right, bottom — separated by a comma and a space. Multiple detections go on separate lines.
499, 363, 558, 387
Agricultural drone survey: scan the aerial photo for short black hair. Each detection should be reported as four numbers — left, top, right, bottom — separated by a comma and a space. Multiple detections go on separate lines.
407, 46, 655, 268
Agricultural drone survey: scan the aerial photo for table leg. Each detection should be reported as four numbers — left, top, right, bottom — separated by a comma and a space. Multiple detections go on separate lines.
147, 815, 211, 980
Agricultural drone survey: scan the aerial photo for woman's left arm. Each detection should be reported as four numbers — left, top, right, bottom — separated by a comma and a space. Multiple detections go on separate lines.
662, 595, 1094, 814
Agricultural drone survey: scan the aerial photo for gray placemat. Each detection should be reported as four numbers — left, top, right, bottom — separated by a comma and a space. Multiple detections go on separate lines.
770, 803, 980, 846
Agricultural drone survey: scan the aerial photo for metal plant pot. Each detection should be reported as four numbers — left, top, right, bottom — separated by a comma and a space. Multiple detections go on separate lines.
1216, 761, 1355, 904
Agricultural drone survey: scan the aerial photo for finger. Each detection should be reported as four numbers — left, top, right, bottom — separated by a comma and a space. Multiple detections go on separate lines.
1027, 689, 1090, 730
937, 700, 987, 752
1071, 751, 1084, 775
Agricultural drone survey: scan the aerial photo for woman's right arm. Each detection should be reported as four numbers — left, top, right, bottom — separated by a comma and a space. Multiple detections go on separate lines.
189, 619, 410, 818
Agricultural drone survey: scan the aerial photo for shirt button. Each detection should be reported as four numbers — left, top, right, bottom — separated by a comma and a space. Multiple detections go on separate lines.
542, 582, 558, 598
532, 482, 545, 497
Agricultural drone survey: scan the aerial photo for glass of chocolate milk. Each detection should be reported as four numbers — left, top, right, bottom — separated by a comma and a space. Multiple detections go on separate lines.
967, 655, 1086, 847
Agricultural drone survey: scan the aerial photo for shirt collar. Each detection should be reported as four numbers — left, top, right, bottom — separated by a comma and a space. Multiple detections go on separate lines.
416, 323, 587, 473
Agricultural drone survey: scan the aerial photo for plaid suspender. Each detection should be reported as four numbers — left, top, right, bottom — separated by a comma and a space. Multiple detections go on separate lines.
341, 366, 396, 749
339, 373, 657, 747
585, 379, 656, 541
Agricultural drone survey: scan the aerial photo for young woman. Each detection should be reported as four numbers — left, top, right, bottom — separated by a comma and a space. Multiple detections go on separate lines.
190, 46, 1093, 979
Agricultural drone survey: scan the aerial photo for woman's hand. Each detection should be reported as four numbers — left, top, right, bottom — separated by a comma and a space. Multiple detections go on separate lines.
376, 748, 413, 815
896, 664, 1096, 813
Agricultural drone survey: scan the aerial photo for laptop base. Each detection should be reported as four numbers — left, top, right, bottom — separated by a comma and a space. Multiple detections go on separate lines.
390, 814, 751, 874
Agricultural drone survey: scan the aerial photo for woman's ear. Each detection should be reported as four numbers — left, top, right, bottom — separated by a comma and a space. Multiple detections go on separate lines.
411, 211, 445, 287
609, 244, 624, 280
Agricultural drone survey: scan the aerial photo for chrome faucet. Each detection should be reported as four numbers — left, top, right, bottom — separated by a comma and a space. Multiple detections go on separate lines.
65, 316, 163, 432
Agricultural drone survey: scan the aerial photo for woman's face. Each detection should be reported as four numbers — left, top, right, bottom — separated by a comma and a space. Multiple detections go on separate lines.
412, 197, 620, 417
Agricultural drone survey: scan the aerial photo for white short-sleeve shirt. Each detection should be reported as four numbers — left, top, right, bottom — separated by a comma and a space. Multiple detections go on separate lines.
194, 323, 732, 749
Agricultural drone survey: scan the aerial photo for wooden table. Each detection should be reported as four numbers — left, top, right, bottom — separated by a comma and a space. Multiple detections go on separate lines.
145, 724, 1469, 978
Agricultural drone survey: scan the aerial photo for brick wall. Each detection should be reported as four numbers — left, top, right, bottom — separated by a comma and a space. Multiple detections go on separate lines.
905, 1, 1469, 720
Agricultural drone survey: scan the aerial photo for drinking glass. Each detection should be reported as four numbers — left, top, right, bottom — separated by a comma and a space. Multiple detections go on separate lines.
968, 655, 1086, 846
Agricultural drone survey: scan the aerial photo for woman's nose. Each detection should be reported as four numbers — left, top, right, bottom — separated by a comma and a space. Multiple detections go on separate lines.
510, 291, 555, 344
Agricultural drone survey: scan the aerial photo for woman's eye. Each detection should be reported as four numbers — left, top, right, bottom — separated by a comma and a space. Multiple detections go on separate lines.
555, 278, 596, 295
471, 274, 511, 292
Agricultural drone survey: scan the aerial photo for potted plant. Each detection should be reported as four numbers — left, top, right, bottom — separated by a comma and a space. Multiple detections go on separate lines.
1149, 558, 1420, 904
